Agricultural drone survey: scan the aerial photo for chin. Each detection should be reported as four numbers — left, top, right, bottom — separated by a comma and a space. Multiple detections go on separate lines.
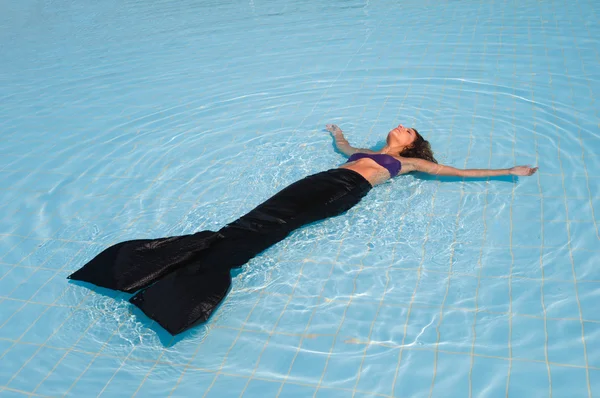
387, 130, 402, 143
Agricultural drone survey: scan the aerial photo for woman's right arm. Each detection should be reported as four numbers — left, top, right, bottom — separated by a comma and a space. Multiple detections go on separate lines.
403, 158, 538, 177
326, 124, 376, 157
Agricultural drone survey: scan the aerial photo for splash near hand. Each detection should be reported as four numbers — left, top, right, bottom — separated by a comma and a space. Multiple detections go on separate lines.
509, 166, 539, 176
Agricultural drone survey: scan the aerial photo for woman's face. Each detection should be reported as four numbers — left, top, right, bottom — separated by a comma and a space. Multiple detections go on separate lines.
387, 124, 417, 148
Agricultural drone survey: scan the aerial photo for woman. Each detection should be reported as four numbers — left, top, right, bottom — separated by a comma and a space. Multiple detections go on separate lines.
329, 123, 537, 183
69, 124, 538, 335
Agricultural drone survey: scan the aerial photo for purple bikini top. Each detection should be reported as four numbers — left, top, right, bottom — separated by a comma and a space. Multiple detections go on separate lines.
346, 153, 402, 177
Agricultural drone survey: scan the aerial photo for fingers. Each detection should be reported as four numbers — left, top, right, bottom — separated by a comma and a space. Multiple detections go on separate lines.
325, 124, 342, 136
516, 165, 539, 176
526, 167, 539, 176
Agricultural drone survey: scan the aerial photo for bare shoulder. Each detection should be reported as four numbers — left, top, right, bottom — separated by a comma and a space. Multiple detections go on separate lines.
397, 156, 419, 173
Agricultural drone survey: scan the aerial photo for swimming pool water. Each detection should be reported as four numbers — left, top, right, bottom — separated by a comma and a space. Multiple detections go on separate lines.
1, 0, 600, 397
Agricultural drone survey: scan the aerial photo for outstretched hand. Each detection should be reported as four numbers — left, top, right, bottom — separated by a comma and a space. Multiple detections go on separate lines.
325, 124, 343, 136
509, 166, 539, 176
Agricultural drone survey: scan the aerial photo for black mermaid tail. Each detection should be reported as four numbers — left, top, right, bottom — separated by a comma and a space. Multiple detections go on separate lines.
68, 168, 372, 335
66, 231, 221, 293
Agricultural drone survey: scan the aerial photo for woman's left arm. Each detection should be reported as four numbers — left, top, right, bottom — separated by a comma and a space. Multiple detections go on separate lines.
403, 158, 538, 177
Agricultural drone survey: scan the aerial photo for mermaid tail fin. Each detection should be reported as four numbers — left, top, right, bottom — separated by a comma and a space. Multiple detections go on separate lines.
67, 231, 221, 293
129, 264, 232, 335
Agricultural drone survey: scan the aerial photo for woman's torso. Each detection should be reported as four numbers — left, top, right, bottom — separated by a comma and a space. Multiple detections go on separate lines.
338, 154, 408, 186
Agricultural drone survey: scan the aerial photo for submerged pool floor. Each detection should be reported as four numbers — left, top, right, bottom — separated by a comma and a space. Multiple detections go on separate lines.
1, 0, 600, 397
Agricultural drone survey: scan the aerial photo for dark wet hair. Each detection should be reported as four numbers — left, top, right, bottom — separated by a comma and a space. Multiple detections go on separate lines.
399, 129, 437, 163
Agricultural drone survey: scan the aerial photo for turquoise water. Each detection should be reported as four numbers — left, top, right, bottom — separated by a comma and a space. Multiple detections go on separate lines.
1, 0, 600, 396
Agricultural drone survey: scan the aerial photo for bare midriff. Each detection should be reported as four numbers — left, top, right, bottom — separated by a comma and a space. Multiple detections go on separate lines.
338, 158, 394, 186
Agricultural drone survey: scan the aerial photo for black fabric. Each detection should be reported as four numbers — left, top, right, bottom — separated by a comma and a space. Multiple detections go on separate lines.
67, 231, 221, 293
129, 267, 232, 335
68, 168, 372, 335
